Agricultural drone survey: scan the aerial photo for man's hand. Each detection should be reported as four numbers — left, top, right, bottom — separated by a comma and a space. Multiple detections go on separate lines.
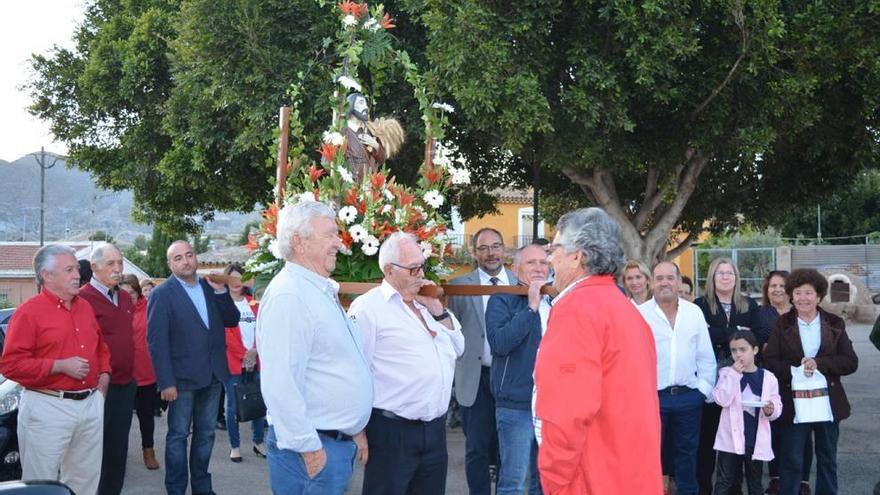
161, 386, 178, 402
97, 372, 110, 397
206, 273, 226, 292
301, 448, 327, 479
358, 133, 379, 150
801, 357, 817, 377
527, 280, 544, 311
52, 356, 90, 379
415, 280, 444, 316
353, 431, 368, 465
762, 401, 775, 417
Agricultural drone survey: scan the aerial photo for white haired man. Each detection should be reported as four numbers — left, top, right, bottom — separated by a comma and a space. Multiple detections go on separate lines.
0, 244, 111, 494
256, 201, 373, 494
349, 232, 464, 494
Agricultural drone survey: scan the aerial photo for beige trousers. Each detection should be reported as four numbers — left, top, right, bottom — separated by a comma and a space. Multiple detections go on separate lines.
18, 389, 104, 495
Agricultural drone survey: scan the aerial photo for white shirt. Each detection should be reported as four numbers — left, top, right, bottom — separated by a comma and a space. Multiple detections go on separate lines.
256, 262, 373, 452
798, 316, 822, 358
638, 298, 717, 399
349, 280, 465, 421
233, 299, 256, 349
478, 268, 510, 366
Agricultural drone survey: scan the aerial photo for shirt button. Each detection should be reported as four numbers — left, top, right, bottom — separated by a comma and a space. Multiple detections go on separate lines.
81, 345, 85, 349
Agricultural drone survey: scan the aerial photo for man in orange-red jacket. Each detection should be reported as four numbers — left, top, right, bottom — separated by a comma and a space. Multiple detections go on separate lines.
534, 207, 663, 494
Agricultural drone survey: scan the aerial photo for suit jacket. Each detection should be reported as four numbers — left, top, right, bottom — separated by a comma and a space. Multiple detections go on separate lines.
147, 276, 239, 391
448, 268, 518, 407
763, 307, 858, 424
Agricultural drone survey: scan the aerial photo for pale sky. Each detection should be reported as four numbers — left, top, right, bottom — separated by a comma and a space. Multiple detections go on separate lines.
0, 1, 84, 162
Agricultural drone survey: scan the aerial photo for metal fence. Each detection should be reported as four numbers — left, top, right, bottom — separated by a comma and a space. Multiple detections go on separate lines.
692, 247, 776, 299
790, 244, 880, 291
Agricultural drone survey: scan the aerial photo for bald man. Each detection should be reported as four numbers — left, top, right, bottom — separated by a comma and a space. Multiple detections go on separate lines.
147, 241, 239, 495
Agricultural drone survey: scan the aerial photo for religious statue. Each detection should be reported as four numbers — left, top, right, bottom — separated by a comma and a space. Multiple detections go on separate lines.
344, 92, 404, 182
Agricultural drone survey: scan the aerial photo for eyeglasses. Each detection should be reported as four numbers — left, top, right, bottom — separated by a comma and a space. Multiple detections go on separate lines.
390, 262, 427, 276
475, 243, 504, 254
715, 271, 736, 278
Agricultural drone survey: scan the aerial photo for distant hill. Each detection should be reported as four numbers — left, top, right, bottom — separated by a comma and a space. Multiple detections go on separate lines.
0, 152, 258, 242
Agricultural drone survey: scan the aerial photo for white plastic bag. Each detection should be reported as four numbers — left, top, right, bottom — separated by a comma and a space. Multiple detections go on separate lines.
790, 365, 834, 424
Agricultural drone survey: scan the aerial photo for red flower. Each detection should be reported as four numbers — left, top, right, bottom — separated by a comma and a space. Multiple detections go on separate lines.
370, 172, 386, 189
338, 1, 359, 16
261, 204, 279, 236
308, 165, 326, 183
357, 3, 369, 17
340, 229, 353, 249
244, 233, 259, 251
424, 168, 441, 185
380, 12, 395, 29
396, 188, 414, 206
319, 143, 338, 163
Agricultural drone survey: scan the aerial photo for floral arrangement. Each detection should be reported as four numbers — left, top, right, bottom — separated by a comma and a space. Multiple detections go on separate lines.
244, 1, 470, 286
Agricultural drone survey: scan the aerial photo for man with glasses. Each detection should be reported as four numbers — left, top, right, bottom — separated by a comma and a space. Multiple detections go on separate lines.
449, 227, 517, 495
348, 232, 464, 494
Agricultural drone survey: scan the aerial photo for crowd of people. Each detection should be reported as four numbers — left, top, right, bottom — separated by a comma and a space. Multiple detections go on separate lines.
0, 202, 864, 495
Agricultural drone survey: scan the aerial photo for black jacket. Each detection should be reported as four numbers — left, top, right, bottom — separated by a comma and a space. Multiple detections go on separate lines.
694, 296, 762, 362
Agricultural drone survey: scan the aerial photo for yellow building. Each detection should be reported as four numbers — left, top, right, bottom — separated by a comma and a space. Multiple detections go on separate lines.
455, 188, 547, 248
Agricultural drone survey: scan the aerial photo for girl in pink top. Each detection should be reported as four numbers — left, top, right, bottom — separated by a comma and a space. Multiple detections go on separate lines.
713, 330, 783, 495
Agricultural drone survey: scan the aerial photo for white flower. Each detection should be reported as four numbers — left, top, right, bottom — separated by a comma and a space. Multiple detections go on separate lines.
342, 14, 358, 29
362, 235, 380, 256
363, 18, 380, 32
298, 192, 316, 203
337, 166, 355, 184
268, 239, 283, 260
338, 205, 358, 225
420, 241, 433, 258
423, 190, 445, 209
322, 131, 345, 146
383, 188, 394, 201
449, 165, 471, 185
380, 204, 393, 215
432, 102, 455, 113
349, 225, 368, 243
337, 75, 362, 92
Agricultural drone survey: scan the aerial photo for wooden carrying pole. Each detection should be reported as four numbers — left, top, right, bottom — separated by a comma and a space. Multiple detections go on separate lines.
275, 106, 291, 206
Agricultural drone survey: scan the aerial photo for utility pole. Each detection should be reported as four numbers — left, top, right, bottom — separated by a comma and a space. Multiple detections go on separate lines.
33, 147, 60, 246
817, 204, 822, 242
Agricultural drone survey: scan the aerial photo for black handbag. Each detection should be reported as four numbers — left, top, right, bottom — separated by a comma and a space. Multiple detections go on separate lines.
233, 370, 266, 422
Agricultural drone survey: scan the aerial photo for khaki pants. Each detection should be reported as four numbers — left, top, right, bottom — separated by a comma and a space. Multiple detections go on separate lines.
18, 389, 104, 495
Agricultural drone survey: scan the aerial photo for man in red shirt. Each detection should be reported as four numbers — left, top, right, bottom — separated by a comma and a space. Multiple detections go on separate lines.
78, 243, 136, 495
534, 208, 662, 494
0, 244, 111, 495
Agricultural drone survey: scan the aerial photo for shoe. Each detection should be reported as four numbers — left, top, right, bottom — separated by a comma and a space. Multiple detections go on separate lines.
253, 443, 267, 458
142, 448, 160, 470
765, 477, 780, 494
230, 448, 242, 463
799, 482, 812, 495
216, 420, 227, 430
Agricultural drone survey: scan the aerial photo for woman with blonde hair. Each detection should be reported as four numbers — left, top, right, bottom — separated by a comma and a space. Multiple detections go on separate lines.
694, 257, 761, 495
622, 259, 652, 304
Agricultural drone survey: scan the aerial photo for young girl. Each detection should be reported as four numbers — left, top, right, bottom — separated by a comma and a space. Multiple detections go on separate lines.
713, 330, 783, 495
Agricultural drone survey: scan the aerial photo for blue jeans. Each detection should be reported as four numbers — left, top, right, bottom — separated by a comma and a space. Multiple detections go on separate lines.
659, 388, 704, 495
224, 373, 265, 449
165, 379, 222, 495
779, 421, 839, 495
266, 426, 357, 495
495, 407, 541, 495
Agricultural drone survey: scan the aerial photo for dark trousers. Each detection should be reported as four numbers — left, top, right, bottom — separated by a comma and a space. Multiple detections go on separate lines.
461, 367, 499, 495
714, 449, 763, 495
768, 422, 813, 481
779, 422, 839, 495
98, 380, 137, 495
698, 403, 741, 495
134, 383, 159, 449
362, 409, 448, 495
659, 388, 704, 495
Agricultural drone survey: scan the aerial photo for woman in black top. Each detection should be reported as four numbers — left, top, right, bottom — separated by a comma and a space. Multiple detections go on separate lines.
694, 257, 762, 495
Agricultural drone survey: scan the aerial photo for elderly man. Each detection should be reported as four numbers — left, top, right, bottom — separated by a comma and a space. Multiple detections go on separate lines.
0, 244, 111, 494
486, 244, 550, 495
148, 240, 239, 495
639, 262, 716, 495
348, 232, 464, 494
449, 227, 516, 494
534, 207, 663, 494
78, 243, 137, 495
256, 201, 373, 494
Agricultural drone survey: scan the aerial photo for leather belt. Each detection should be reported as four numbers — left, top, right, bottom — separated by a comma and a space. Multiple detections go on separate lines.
30, 388, 96, 401
793, 389, 829, 399
316, 430, 353, 442
659, 386, 694, 396
373, 408, 445, 425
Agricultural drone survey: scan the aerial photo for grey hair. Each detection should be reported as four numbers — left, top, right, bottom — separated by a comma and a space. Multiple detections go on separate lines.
378, 231, 418, 270
277, 201, 336, 260
513, 243, 546, 267
90, 242, 120, 264
556, 207, 625, 277
34, 244, 77, 284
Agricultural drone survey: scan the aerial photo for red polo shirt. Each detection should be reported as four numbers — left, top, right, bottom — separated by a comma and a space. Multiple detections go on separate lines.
0, 288, 111, 390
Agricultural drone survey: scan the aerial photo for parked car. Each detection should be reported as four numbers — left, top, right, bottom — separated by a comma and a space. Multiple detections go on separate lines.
0, 481, 72, 494
0, 309, 14, 341
0, 315, 22, 481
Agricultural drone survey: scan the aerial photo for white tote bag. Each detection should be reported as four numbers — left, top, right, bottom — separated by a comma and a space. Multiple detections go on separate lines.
790, 365, 834, 424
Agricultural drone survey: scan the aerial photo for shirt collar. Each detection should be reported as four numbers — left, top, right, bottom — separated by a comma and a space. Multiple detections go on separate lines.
478, 268, 508, 285
89, 277, 114, 295
174, 274, 201, 289
378, 279, 427, 310
553, 276, 590, 305
286, 261, 340, 294
797, 315, 821, 328
39, 287, 77, 309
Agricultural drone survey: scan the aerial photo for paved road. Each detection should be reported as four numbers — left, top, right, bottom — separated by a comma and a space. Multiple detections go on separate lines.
123, 323, 880, 494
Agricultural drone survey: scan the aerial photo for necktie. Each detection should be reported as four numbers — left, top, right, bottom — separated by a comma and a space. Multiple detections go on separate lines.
490, 277, 500, 286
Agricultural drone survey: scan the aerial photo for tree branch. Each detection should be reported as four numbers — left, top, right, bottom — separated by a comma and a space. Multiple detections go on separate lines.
690, 5, 749, 119
645, 149, 711, 249
633, 165, 661, 230
665, 231, 699, 260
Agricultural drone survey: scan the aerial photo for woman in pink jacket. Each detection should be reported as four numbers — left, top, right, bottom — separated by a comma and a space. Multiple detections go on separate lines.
713, 330, 782, 495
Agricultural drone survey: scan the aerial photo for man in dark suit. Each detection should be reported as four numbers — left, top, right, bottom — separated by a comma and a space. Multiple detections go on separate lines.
448, 228, 518, 495
148, 240, 239, 495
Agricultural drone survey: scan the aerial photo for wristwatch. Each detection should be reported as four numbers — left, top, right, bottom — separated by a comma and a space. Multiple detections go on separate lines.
432, 310, 451, 322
